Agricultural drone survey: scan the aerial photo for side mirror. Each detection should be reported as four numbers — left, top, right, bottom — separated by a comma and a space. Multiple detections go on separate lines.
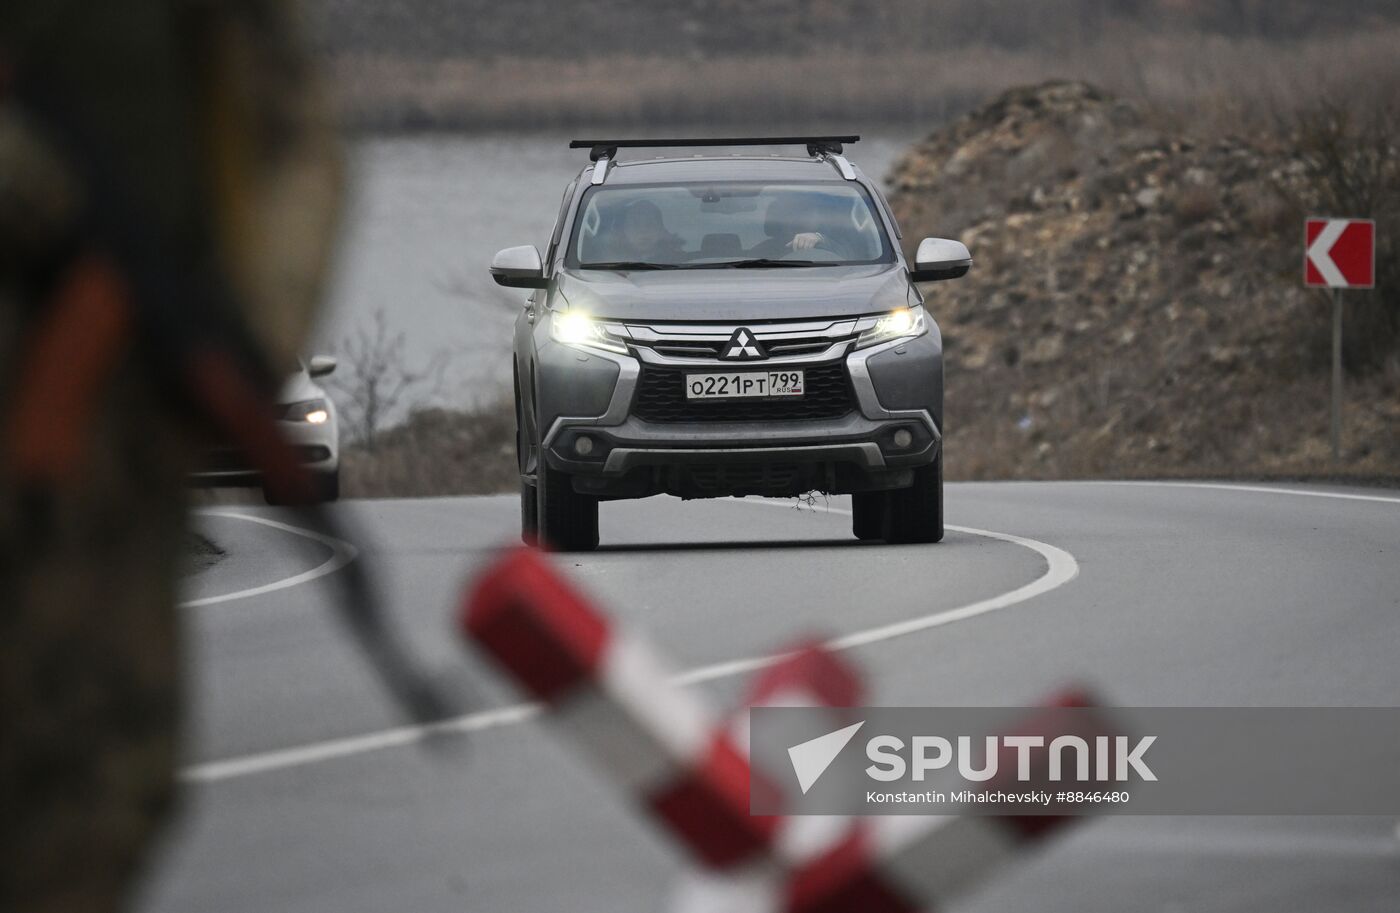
490, 245, 549, 289
307, 355, 337, 378
910, 237, 972, 282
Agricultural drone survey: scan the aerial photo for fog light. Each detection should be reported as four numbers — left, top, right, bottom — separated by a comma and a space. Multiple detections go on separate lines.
892, 428, 913, 449
574, 435, 595, 457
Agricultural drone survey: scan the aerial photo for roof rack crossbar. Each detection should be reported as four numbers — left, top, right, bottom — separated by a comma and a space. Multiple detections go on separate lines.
568, 136, 859, 162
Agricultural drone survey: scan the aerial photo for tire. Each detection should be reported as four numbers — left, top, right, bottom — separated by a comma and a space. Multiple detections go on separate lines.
315, 469, 340, 504
884, 452, 944, 544
264, 469, 339, 505
536, 459, 599, 552
520, 477, 539, 544
852, 492, 887, 541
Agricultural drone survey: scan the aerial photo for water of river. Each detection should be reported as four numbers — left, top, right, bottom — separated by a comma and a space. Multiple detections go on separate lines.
315, 132, 920, 418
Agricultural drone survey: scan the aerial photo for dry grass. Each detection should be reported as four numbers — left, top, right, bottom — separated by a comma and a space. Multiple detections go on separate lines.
326, 25, 1400, 134
1172, 182, 1221, 227
340, 397, 517, 498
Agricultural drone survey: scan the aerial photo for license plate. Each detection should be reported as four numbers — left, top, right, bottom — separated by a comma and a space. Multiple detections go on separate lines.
684, 370, 805, 400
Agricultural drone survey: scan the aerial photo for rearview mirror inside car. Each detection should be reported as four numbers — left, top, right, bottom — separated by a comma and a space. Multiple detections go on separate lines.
491, 245, 549, 289
910, 237, 972, 282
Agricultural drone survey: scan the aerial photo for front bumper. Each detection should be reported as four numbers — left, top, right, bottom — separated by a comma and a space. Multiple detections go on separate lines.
190, 421, 339, 488
535, 325, 943, 499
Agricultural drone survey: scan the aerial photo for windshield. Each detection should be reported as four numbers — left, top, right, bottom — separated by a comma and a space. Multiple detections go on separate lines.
568, 181, 895, 269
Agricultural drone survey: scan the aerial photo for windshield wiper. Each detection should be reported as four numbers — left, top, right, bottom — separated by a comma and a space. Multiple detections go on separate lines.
702, 258, 829, 269
579, 261, 684, 271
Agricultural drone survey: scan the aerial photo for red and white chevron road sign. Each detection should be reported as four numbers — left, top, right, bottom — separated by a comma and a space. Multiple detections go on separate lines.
1305, 218, 1376, 289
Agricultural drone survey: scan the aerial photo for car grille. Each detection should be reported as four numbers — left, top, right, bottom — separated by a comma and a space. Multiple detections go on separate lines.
633, 362, 855, 422
641, 336, 838, 360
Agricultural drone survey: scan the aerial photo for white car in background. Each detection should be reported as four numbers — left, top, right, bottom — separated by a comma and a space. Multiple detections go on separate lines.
191, 355, 342, 503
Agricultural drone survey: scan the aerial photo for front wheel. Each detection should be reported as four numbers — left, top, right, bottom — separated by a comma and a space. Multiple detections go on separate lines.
536, 460, 599, 552
852, 492, 886, 541
315, 469, 341, 504
884, 452, 943, 544
264, 469, 339, 505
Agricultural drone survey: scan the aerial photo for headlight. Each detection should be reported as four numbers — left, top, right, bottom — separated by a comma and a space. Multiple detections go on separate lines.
857, 307, 927, 348
551, 311, 626, 353
281, 399, 330, 424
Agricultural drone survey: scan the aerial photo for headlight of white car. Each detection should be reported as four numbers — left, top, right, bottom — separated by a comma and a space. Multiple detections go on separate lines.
281, 399, 330, 424
551, 311, 627, 354
856, 307, 927, 348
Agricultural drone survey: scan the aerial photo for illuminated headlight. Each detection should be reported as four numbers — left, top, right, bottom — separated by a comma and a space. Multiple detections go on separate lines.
551, 311, 626, 354
282, 399, 330, 424
857, 307, 927, 349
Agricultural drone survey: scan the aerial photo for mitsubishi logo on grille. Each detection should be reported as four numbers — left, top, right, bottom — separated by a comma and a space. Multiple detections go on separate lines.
721, 327, 767, 361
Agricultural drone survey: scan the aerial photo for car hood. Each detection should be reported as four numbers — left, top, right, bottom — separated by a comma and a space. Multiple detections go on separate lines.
277, 369, 325, 406
552, 264, 913, 323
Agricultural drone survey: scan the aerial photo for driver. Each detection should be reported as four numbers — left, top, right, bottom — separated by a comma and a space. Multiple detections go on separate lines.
607, 199, 682, 262
748, 194, 837, 258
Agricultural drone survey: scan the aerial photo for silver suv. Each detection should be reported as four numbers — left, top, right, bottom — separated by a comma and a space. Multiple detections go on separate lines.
494, 137, 970, 551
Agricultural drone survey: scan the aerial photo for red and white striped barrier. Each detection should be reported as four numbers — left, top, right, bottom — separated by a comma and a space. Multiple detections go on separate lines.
673, 642, 869, 913
462, 547, 1116, 912
463, 547, 777, 868
784, 690, 1110, 913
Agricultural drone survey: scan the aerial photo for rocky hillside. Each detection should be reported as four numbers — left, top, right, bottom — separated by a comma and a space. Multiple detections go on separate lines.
888, 82, 1400, 481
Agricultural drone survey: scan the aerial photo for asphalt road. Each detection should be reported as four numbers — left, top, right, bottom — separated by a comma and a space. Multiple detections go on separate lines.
138, 482, 1400, 912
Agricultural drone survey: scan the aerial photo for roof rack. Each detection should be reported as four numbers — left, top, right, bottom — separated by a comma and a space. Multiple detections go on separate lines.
569, 135, 859, 162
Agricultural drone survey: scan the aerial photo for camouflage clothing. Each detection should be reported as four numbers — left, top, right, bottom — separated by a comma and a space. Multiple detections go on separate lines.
0, 3, 340, 911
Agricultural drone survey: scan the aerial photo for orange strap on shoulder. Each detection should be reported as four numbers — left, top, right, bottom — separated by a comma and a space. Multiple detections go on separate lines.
5, 254, 133, 484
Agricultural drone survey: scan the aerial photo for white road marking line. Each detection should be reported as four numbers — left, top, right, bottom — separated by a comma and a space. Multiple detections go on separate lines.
675, 498, 1079, 684
180, 511, 359, 608
1102, 480, 1400, 506
181, 502, 1078, 784
180, 481, 1399, 783
1080, 823, 1400, 859
186, 704, 541, 783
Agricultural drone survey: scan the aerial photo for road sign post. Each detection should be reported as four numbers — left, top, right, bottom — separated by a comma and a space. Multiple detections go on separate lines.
1305, 217, 1376, 463
1331, 288, 1342, 461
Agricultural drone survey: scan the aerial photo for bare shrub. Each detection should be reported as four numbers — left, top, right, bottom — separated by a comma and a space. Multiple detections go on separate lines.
1240, 186, 1292, 236
326, 309, 447, 447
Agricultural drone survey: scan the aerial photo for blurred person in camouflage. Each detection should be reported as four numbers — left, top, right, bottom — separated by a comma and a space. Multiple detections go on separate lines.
0, 3, 342, 910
